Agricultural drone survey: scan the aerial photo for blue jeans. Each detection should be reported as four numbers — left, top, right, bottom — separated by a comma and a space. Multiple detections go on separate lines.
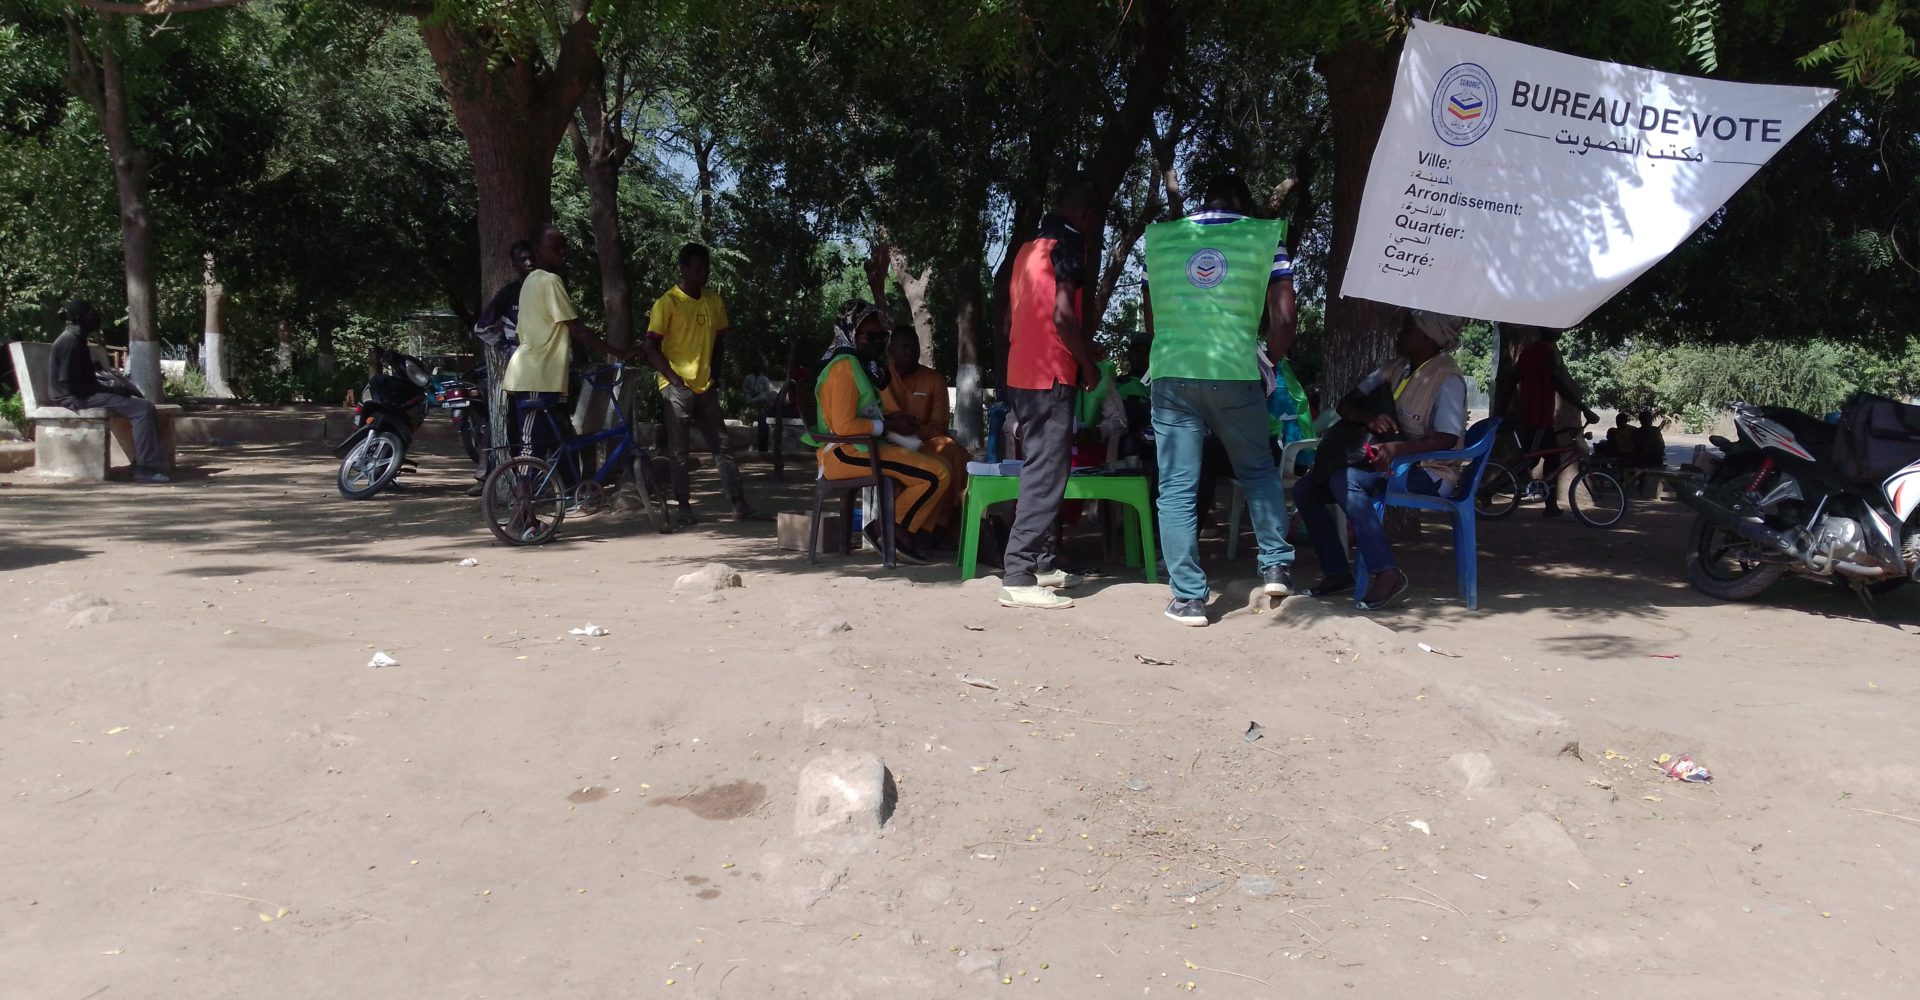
1293, 464, 1448, 578
1152, 378, 1293, 601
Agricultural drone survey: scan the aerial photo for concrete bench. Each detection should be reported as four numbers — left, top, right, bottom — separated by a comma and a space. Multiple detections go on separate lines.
6, 341, 180, 479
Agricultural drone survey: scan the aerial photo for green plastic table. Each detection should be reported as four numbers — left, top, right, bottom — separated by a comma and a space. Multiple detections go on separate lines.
957, 473, 1158, 583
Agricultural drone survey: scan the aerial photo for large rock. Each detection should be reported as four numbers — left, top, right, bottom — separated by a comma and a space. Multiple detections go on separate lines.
794, 751, 895, 836
1448, 751, 1501, 793
671, 562, 743, 595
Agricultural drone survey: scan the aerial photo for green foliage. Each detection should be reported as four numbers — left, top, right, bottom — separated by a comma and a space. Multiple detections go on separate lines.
163, 367, 208, 400
0, 388, 25, 433
1798, 0, 1920, 97
1554, 335, 1920, 428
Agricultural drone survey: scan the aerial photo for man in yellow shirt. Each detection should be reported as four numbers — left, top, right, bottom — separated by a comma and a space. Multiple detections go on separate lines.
880, 326, 970, 535
503, 225, 632, 487
643, 243, 757, 525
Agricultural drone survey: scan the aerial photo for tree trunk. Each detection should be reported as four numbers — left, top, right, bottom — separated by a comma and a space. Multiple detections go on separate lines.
63, 12, 162, 401
693, 132, 716, 246
890, 248, 937, 366
202, 252, 233, 397
1079, 0, 1182, 343
950, 244, 989, 451
863, 238, 890, 308
1316, 39, 1405, 398
567, 94, 635, 350
418, 14, 600, 298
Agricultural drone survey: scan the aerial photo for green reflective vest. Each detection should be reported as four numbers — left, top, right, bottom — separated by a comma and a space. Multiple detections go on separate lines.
802, 355, 881, 451
1075, 359, 1119, 427
1144, 217, 1286, 382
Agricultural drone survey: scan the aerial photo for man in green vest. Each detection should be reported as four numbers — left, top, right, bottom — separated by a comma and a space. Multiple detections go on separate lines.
1141, 175, 1298, 627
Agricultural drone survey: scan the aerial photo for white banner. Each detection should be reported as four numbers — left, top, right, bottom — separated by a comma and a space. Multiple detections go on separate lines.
1344, 21, 1835, 327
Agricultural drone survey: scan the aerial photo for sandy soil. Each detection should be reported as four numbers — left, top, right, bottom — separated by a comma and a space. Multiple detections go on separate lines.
4, 441, 1918, 999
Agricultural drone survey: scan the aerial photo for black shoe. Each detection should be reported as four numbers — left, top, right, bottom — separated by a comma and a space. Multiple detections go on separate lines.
1164, 597, 1209, 627
466, 483, 484, 497
1543, 505, 1564, 518
1261, 563, 1294, 597
1306, 574, 1355, 598
1357, 572, 1412, 612
893, 538, 930, 566
675, 507, 697, 528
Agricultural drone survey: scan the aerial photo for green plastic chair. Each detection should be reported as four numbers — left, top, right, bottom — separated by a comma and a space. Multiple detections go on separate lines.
957, 473, 1159, 583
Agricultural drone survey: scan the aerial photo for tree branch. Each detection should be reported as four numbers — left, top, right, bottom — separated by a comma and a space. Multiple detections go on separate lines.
72, 0, 254, 13
535, 9, 602, 136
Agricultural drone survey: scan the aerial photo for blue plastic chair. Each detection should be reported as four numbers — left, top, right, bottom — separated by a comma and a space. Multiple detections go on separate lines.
1354, 418, 1501, 610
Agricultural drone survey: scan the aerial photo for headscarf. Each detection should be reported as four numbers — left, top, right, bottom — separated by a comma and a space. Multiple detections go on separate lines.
823, 298, 892, 391
1410, 310, 1466, 351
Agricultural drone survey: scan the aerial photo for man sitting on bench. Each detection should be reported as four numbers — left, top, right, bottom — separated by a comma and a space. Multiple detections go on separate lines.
48, 301, 168, 483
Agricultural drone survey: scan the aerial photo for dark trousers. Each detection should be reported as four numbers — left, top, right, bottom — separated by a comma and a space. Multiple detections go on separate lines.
663, 384, 745, 507
515, 391, 578, 489
1002, 384, 1074, 587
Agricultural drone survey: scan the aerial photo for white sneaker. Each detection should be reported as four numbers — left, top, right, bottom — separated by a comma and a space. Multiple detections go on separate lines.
999, 585, 1074, 610
1034, 568, 1084, 590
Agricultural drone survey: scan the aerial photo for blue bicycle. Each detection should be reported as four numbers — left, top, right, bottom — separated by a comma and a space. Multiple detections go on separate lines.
480, 364, 673, 545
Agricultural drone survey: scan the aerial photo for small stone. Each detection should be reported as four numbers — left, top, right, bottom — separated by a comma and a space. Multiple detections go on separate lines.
1236, 875, 1280, 897
956, 951, 1002, 979
67, 606, 121, 628
671, 563, 744, 595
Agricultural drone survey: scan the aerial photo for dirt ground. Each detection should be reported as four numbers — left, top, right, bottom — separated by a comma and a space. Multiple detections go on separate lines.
4, 440, 1918, 1000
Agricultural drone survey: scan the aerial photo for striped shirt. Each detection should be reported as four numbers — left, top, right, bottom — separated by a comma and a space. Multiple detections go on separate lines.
1142, 209, 1293, 288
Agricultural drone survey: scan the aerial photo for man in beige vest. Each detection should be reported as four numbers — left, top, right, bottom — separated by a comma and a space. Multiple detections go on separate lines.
1293, 311, 1468, 611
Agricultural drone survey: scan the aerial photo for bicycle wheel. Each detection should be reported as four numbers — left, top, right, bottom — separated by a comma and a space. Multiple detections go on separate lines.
1475, 463, 1521, 518
1570, 469, 1628, 528
629, 450, 674, 535
482, 456, 566, 545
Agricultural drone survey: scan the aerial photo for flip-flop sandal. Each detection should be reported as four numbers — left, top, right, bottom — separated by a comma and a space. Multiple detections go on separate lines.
1357, 574, 1411, 612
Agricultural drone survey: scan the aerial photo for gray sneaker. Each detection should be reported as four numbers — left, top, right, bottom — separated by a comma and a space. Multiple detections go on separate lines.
1164, 597, 1208, 627
131, 468, 170, 484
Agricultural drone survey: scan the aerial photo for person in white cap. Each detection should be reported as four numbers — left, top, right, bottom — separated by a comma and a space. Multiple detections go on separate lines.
1292, 310, 1469, 611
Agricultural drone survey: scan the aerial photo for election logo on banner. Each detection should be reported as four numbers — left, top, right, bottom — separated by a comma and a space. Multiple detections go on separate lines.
1186, 248, 1228, 289
1345, 21, 1834, 328
1432, 62, 1497, 146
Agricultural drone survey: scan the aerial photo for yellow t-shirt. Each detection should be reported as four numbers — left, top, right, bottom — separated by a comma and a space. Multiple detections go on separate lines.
647, 286, 728, 393
503, 270, 577, 393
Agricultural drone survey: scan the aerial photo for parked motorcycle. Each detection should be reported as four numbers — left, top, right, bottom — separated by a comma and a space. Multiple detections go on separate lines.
1679, 394, 1920, 609
438, 364, 487, 463
334, 348, 431, 499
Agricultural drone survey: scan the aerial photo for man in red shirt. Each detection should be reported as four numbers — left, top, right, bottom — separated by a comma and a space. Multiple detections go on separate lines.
998, 177, 1101, 611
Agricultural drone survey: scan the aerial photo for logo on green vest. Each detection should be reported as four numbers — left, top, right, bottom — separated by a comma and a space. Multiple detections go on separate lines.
1185, 248, 1227, 289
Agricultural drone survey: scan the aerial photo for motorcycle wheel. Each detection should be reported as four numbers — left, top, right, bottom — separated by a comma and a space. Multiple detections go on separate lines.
482, 456, 566, 545
1475, 463, 1521, 518
1685, 512, 1785, 600
457, 413, 482, 463
338, 430, 406, 499
1570, 470, 1628, 528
